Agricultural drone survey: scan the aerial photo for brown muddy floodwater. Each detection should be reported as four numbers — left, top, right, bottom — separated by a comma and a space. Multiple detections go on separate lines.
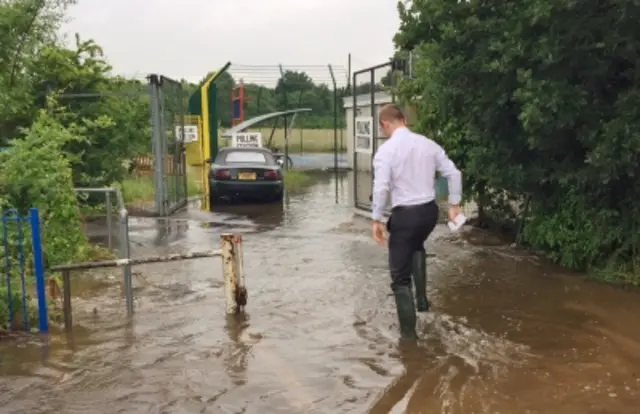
1, 173, 640, 413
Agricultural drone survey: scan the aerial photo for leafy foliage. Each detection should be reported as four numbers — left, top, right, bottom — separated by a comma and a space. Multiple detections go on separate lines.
1, 111, 90, 264
0, 0, 112, 328
200, 70, 342, 129
36, 35, 151, 187
1, 0, 150, 189
395, 0, 640, 277
0, 110, 94, 329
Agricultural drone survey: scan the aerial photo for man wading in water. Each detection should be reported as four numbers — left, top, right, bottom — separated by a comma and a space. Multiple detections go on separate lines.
371, 104, 462, 340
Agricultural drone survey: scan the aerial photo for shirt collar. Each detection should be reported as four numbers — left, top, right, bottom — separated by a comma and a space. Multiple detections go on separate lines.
389, 126, 409, 139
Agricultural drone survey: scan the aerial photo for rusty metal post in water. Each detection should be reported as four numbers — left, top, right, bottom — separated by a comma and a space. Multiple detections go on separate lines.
221, 233, 247, 314
122, 215, 134, 316
235, 235, 246, 297
62, 270, 72, 331
105, 190, 113, 251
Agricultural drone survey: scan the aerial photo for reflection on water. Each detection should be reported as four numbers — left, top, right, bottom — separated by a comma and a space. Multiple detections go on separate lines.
1, 172, 640, 413
212, 201, 285, 232
152, 218, 189, 246
223, 313, 253, 387
367, 343, 431, 414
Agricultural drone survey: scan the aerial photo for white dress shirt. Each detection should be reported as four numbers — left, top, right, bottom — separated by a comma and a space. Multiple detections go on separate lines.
371, 127, 462, 221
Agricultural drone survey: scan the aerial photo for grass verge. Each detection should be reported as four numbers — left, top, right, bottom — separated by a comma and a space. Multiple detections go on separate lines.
283, 170, 313, 191
588, 258, 640, 287
119, 166, 204, 204
219, 128, 348, 153
116, 166, 312, 206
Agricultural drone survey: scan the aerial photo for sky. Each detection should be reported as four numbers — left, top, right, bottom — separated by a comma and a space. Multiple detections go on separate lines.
60, 0, 402, 86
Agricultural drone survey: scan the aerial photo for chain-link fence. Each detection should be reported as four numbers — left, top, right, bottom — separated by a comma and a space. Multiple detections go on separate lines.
148, 75, 188, 216
52, 77, 151, 195
216, 63, 349, 170
52, 74, 189, 217
77, 188, 126, 254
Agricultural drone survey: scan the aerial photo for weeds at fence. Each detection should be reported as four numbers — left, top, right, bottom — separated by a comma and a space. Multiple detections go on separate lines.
118, 166, 203, 205
284, 171, 313, 191
218, 128, 347, 153
0, 114, 107, 333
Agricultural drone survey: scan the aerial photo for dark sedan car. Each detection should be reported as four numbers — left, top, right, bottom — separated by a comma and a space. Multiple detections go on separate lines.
209, 147, 284, 203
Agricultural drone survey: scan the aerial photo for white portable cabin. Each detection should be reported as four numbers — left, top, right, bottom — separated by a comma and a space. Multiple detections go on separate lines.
342, 91, 419, 218
342, 91, 394, 173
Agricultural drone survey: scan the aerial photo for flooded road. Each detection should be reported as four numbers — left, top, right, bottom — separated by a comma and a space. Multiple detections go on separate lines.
1, 173, 640, 413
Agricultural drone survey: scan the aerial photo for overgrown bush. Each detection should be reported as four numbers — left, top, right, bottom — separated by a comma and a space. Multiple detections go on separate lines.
0, 110, 94, 329
395, 0, 640, 282
0, 110, 91, 263
0, 0, 153, 330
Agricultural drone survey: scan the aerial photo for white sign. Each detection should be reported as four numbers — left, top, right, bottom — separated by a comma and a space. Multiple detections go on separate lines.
231, 132, 263, 148
175, 125, 199, 143
376, 117, 388, 139
354, 116, 373, 154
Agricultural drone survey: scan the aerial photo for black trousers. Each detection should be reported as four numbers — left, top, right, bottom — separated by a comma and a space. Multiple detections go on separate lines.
386, 201, 439, 290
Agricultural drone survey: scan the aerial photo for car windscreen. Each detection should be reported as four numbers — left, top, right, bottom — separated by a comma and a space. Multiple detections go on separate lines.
223, 151, 268, 164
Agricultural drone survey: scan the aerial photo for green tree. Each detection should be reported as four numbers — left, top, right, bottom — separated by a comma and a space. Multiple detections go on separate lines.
33, 35, 150, 187
395, 0, 640, 277
192, 68, 347, 129
0, 109, 95, 329
0, 0, 76, 143
0, 110, 89, 265
244, 84, 277, 118
275, 70, 315, 109
1, 0, 149, 188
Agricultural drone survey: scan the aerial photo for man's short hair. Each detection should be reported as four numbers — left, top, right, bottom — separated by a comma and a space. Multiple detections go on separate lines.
378, 104, 406, 123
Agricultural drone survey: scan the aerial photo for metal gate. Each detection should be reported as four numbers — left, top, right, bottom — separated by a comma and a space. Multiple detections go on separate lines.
1, 208, 48, 333
148, 75, 188, 216
351, 62, 397, 213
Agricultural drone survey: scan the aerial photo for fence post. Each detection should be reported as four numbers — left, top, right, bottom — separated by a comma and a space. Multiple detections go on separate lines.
220, 233, 247, 314
149, 74, 166, 216
235, 235, 246, 296
105, 190, 113, 251
117, 206, 133, 316
29, 208, 49, 333
123, 214, 134, 317
62, 270, 72, 331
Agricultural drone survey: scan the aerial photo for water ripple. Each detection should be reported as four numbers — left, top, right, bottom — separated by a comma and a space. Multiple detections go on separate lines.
1, 174, 639, 413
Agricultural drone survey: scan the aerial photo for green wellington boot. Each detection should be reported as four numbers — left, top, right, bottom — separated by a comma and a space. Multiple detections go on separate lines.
412, 251, 430, 312
392, 285, 418, 340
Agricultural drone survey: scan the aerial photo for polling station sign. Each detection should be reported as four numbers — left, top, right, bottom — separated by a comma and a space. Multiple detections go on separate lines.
231, 132, 263, 148
354, 116, 373, 154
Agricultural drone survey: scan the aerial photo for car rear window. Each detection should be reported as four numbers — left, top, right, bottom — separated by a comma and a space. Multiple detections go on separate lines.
224, 151, 267, 163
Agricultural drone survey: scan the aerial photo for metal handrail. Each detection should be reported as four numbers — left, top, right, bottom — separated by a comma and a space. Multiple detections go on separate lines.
75, 187, 132, 313
50, 234, 246, 332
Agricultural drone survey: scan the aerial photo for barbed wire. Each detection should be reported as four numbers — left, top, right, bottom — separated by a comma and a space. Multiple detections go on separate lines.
109, 71, 150, 82
228, 63, 350, 89
112, 57, 400, 88
109, 57, 403, 95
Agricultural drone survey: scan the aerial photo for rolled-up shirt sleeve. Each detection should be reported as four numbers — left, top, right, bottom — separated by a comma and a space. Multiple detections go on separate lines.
435, 145, 462, 205
371, 148, 391, 221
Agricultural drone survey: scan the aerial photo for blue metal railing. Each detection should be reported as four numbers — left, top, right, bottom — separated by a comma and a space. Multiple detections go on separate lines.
1, 208, 48, 333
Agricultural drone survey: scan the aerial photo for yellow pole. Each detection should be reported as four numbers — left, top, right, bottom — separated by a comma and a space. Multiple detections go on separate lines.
200, 61, 231, 211
183, 115, 202, 166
